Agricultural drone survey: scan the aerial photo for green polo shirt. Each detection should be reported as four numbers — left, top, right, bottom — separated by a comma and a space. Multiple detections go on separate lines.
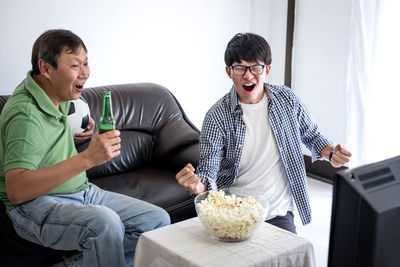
0, 72, 89, 213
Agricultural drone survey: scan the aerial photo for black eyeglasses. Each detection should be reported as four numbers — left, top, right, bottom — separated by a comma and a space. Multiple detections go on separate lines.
230, 64, 266, 76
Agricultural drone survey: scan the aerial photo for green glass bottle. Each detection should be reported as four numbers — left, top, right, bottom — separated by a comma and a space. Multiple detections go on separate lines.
99, 91, 115, 133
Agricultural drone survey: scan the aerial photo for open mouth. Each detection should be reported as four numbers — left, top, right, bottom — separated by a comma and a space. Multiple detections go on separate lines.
75, 84, 84, 91
243, 84, 255, 92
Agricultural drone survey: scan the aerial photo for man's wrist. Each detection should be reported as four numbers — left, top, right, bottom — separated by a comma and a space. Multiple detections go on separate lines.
329, 150, 334, 162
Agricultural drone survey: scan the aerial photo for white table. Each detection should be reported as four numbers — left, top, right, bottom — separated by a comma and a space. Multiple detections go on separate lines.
134, 217, 316, 267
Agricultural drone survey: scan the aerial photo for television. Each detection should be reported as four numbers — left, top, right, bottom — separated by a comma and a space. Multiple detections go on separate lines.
328, 155, 400, 267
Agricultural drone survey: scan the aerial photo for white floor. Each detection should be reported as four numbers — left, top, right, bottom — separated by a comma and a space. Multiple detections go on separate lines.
294, 177, 333, 267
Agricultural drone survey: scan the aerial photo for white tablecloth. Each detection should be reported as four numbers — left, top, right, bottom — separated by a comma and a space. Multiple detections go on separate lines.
134, 217, 316, 267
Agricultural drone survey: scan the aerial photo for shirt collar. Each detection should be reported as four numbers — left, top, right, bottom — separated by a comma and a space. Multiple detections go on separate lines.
24, 71, 69, 117
265, 83, 274, 105
229, 83, 274, 114
229, 85, 240, 114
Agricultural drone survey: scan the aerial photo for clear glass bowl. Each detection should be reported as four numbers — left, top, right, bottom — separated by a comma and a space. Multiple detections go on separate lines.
194, 189, 267, 242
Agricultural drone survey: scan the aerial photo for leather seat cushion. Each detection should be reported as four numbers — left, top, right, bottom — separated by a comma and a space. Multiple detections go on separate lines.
89, 167, 196, 223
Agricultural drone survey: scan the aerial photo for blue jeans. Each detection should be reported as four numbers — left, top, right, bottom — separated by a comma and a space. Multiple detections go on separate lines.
8, 184, 170, 267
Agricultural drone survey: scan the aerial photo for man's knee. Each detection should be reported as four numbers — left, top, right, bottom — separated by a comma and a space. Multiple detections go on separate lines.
85, 205, 125, 238
136, 206, 171, 233
154, 208, 171, 228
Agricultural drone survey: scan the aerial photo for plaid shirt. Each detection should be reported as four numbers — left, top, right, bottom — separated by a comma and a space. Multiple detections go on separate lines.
197, 83, 332, 225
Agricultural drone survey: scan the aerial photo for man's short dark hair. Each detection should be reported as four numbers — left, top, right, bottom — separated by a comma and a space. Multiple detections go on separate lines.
31, 29, 87, 75
224, 33, 272, 67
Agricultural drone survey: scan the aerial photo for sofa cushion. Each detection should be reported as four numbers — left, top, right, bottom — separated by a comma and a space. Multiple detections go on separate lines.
89, 167, 196, 223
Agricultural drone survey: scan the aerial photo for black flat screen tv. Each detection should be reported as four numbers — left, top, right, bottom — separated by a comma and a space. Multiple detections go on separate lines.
328, 155, 400, 267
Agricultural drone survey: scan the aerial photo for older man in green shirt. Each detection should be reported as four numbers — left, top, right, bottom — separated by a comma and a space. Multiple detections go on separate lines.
0, 29, 170, 267
0, 72, 89, 213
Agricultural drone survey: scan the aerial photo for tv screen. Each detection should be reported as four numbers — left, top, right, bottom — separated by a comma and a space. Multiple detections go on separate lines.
328, 155, 400, 267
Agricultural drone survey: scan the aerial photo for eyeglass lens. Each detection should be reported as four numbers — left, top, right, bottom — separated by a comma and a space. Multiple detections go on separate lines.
232, 65, 265, 75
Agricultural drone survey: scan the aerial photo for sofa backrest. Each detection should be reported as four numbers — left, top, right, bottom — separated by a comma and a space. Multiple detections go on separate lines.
0, 83, 200, 178
0, 95, 9, 114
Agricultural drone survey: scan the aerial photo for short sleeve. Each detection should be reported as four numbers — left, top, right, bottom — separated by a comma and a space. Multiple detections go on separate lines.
3, 112, 45, 171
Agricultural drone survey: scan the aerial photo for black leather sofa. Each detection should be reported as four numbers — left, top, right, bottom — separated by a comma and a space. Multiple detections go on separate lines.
0, 83, 200, 266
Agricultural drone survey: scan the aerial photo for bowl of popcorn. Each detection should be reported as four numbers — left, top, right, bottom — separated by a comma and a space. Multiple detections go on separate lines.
195, 189, 267, 242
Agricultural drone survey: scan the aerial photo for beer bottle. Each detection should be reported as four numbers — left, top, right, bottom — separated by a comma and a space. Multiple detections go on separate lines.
99, 91, 115, 133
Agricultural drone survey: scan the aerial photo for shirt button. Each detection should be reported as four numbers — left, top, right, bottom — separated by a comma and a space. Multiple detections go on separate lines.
238, 144, 242, 148
234, 163, 238, 166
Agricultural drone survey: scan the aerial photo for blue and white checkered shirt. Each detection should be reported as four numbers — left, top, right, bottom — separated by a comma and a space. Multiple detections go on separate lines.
197, 83, 332, 225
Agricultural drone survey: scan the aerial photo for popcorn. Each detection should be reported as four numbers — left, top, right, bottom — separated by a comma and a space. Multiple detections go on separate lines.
196, 190, 264, 241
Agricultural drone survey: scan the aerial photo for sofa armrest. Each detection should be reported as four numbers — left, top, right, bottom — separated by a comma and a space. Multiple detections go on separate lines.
156, 143, 200, 173
153, 119, 199, 160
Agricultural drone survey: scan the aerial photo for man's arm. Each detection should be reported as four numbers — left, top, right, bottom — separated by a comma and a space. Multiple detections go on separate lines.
5, 130, 120, 205
194, 112, 226, 190
298, 107, 352, 167
175, 112, 225, 194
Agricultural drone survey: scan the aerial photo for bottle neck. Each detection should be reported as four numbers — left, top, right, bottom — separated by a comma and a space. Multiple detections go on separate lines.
101, 95, 113, 117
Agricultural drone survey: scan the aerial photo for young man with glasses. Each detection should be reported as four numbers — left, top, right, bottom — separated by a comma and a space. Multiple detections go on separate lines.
176, 32, 352, 233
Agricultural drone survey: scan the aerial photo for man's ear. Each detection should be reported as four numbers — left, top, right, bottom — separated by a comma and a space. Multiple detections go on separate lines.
265, 65, 271, 77
225, 66, 232, 79
37, 58, 52, 80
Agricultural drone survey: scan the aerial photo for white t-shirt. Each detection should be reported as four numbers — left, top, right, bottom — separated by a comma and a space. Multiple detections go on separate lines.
230, 93, 293, 220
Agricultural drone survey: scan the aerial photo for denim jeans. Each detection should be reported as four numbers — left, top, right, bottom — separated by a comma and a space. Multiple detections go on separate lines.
8, 184, 170, 267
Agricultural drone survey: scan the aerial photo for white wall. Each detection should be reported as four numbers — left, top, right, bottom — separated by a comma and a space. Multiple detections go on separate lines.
0, 0, 261, 129
0, 0, 288, 129
292, 0, 352, 151
250, 0, 288, 85
3, 0, 351, 146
